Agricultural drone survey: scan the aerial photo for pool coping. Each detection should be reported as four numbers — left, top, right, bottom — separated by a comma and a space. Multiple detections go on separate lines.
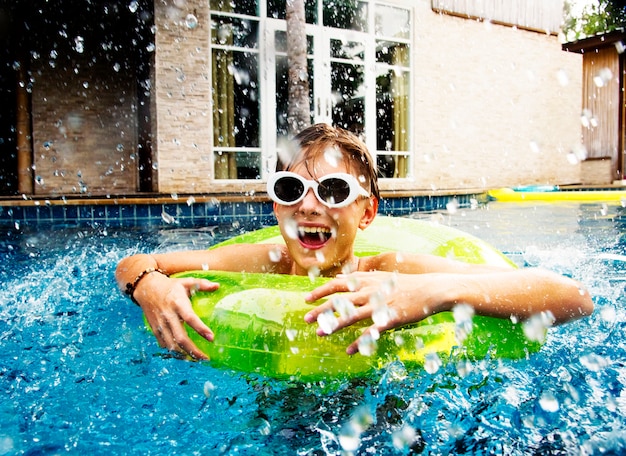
3, 184, 623, 228
0, 190, 486, 228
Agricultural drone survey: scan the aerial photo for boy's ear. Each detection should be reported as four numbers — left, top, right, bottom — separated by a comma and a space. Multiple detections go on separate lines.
358, 197, 378, 229
273, 202, 280, 221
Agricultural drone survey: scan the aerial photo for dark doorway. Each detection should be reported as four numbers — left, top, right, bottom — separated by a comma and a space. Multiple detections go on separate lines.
0, 0, 154, 196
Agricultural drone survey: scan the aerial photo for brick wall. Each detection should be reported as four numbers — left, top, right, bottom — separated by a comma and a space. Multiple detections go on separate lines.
405, 2, 582, 191
31, 59, 138, 196
153, 0, 213, 194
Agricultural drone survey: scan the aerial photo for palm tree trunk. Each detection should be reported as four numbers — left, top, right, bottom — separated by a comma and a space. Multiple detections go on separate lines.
286, 0, 310, 136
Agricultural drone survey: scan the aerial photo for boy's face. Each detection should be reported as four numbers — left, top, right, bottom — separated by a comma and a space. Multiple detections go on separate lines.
273, 154, 377, 277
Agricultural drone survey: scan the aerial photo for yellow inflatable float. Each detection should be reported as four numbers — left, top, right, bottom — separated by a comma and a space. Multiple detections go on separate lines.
488, 186, 626, 202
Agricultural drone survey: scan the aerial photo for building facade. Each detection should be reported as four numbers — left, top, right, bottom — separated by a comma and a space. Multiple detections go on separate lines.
3, 0, 585, 198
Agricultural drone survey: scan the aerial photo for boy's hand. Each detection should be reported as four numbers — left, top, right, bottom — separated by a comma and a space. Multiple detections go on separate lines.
304, 271, 443, 355
135, 274, 219, 360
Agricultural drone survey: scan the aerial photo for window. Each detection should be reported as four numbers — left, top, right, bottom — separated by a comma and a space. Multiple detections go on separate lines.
210, 0, 262, 179
210, 0, 413, 180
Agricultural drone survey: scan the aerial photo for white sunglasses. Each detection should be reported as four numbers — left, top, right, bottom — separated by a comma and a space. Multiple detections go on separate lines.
267, 171, 370, 208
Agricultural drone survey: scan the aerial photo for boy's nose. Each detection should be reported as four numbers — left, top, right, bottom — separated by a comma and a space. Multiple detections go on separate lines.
298, 187, 322, 210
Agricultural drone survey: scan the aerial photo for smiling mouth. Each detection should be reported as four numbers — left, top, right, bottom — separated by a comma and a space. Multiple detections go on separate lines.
298, 226, 332, 248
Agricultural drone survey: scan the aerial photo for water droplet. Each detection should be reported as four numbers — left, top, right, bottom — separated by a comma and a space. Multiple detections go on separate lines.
285, 329, 298, 341
522, 311, 554, 343
317, 310, 339, 335
268, 247, 282, 263
446, 198, 458, 214
579, 352, 609, 372
392, 425, 417, 451
357, 330, 379, 356
161, 211, 177, 224
529, 140, 540, 154
185, 14, 198, 29
307, 266, 320, 281
593, 67, 613, 88
256, 418, 271, 435
338, 429, 360, 452
345, 275, 360, 291
556, 68, 569, 86
323, 146, 342, 168
74, 36, 84, 53
600, 203, 608, 216
453, 303, 474, 343
331, 296, 356, 319
351, 407, 374, 432
128, 0, 139, 13
600, 306, 616, 322
580, 109, 597, 129
284, 218, 299, 239
424, 352, 442, 374
372, 304, 394, 327
203, 380, 215, 397
539, 391, 559, 412
186, 196, 196, 206
455, 359, 473, 377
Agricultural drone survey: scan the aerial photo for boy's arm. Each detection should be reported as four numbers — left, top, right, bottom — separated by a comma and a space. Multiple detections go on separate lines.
304, 258, 593, 355
115, 244, 288, 359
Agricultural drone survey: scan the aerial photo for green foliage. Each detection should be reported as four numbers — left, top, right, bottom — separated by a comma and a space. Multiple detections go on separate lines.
562, 0, 626, 42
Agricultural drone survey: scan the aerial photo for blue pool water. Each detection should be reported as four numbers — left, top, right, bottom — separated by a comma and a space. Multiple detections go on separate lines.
0, 201, 625, 455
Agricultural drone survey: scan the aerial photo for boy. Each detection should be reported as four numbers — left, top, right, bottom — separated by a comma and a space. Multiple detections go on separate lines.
116, 124, 593, 360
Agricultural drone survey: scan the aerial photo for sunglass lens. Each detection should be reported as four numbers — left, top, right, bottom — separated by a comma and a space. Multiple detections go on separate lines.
274, 176, 305, 203
319, 178, 351, 205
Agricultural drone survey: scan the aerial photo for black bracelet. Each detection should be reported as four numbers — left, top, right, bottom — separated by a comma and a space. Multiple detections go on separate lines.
125, 268, 166, 305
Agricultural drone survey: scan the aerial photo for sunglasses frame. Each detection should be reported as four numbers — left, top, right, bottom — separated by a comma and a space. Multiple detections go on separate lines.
267, 171, 370, 208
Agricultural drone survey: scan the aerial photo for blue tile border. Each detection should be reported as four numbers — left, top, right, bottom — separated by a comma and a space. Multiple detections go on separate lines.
0, 194, 484, 229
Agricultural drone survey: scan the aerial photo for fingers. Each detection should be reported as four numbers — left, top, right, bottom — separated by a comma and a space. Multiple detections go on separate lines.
315, 305, 371, 337
304, 291, 368, 324
142, 277, 219, 360
168, 317, 210, 360
305, 279, 351, 303
345, 326, 381, 355
306, 293, 374, 336
150, 312, 210, 360
303, 272, 403, 355
178, 278, 220, 293
303, 300, 335, 323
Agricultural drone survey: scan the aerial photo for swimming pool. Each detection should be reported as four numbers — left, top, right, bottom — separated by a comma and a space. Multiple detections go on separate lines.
1, 201, 624, 454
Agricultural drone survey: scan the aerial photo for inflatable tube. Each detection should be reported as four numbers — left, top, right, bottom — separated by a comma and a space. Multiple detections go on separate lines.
173, 216, 542, 380
488, 187, 626, 202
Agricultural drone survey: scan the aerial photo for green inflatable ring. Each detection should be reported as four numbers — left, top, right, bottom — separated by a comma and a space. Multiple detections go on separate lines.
171, 216, 542, 380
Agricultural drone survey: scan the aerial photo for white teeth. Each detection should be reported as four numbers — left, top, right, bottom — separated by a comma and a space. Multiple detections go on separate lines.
298, 226, 331, 235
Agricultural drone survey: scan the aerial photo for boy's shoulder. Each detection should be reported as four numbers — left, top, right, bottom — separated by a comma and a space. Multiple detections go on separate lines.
359, 251, 436, 273
213, 243, 292, 273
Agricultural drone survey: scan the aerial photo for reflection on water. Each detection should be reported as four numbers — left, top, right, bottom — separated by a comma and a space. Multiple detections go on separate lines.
0, 201, 625, 454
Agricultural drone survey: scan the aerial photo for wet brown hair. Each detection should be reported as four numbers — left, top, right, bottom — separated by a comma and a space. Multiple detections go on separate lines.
279, 123, 380, 200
